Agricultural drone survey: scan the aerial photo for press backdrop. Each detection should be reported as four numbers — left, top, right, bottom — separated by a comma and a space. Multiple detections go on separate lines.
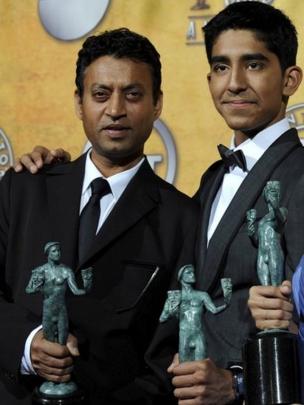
1, 0, 303, 195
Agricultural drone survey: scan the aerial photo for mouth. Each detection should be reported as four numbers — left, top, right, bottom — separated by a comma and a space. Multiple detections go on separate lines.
222, 100, 256, 108
101, 124, 131, 137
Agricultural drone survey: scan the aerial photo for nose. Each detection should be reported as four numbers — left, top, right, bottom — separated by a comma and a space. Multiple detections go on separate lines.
227, 66, 247, 94
106, 93, 127, 121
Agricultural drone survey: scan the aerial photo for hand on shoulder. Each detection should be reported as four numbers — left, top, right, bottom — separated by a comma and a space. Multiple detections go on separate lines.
14, 145, 71, 174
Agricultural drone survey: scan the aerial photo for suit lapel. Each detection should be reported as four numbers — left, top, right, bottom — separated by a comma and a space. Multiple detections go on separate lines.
78, 159, 160, 267
46, 155, 85, 269
199, 129, 301, 291
195, 162, 225, 281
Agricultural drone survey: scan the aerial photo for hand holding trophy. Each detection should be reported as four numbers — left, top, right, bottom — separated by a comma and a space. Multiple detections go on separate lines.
26, 242, 92, 404
244, 181, 301, 405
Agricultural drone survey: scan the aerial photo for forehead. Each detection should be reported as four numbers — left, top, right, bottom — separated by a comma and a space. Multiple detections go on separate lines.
211, 29, 275, 59
184, 268, 192, 274
83, 55, 153, 88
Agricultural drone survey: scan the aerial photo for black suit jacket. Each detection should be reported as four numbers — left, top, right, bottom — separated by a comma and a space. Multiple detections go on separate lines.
0, 155, 199, 404
194, 128, 304, 367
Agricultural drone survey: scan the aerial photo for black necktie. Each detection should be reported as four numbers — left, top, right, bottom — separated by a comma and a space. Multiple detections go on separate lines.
217, 144, 247, 172
78, 178, 111, 262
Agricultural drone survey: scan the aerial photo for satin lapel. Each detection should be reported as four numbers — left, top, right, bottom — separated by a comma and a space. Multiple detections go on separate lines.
78, 159, 160, 268
195, 162, 225, 289
202, 128, 301, 292
46, 155, 85, 269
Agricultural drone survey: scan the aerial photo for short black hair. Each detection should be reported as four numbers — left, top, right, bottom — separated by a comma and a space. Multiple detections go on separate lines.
75, 28, 162, 104
203, 1, 298, 71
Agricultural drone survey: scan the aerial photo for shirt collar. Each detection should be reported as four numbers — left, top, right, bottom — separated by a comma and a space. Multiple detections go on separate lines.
230, 118, 290, 171
82, 150, 145, 200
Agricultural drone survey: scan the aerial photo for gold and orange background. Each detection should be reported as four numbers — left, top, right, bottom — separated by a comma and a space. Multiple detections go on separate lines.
1, 0, 304, 196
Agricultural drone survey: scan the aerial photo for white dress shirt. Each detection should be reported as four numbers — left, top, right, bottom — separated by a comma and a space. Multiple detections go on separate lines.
21, 151, 145, 374
207, 118, 291, 243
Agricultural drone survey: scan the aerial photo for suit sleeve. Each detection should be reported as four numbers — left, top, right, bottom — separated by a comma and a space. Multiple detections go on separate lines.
0, 170, 39, 377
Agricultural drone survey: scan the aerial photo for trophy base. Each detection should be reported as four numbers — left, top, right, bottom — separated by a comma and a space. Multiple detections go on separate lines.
243, 330, 301, 405
32, 387, 85, 405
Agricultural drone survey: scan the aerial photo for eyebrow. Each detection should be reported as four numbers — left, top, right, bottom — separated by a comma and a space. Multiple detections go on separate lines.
91, 83, 145, 91
210, 53, 269, 65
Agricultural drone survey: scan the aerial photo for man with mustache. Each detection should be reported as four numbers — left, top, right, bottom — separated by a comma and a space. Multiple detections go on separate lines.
0, 28, 198, 404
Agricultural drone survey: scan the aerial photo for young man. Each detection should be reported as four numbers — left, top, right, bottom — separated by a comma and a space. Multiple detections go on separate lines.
168, 2, 303, 404
15, 2, 304, 404
0, 28, 198, 404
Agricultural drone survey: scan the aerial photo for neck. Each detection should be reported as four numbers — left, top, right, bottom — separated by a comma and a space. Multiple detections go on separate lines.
234, 132, 250, 146
182, 282, 192, 292
234, 110, 287, 146
48, 259, 58, 265
91, 150, 143, 177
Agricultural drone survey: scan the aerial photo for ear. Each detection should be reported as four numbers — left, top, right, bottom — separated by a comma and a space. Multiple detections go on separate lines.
74, 90, 83, 120
153, 91, 163, 120
282, 65, 303, 97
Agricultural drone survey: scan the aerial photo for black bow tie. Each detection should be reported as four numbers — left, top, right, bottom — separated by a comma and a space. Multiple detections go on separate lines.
217, 144, 247, 172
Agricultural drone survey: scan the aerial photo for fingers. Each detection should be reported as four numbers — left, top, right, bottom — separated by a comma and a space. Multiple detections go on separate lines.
170, 358, 234, 405
13, 145, 71, 173
49, 148, 71, 163
248, 284, 293, 330
31, 330, 75, 382
14, 153, 43, 173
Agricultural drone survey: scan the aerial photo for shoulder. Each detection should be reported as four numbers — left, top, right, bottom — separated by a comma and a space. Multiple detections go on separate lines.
153, 174, 199, 215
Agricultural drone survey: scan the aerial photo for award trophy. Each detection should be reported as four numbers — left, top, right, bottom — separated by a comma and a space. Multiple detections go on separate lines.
25, 242, 93, 405
244, 181, 301, 405
159, 264, 232, 362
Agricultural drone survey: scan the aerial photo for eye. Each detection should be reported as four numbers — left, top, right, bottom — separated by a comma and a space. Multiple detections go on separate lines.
125, 91, 142, 101
212, 64, 229, 74
92, 90, 109, 101
247, 61, 264, 70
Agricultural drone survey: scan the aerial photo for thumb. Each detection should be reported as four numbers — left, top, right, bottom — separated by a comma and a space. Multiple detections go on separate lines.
167, 353, 179, 373
66, 334, 80, 356
280, 280, 292, 298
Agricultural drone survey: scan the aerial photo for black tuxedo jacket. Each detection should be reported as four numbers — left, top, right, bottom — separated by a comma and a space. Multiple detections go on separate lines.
194, 128, 304, 368
0, 155, 199, 404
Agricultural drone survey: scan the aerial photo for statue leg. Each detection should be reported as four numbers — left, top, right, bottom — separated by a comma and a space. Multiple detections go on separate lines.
269, 250, 284, 286
195, 334, 207, 361
57, 307, 68, 345
179, 329, 191, 363
42, 311, 56, 342
257, 254, 270, 286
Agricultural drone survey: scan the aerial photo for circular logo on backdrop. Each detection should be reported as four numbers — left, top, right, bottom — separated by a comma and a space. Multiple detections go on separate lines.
148, 119, 177, 184
224, 0, 274, 5
83, 119, 178, 184
38, 0, 110, 41
0, 129, 14, 179
286, 103, 304, 140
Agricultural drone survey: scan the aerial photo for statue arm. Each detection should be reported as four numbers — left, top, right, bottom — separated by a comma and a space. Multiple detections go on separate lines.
25, 268, 44, 293
203, 294, 227, 314
66, 269, 86, 295
274, 206, 288, 226
247, 209, 258, 245
81, 267, 93, 292
159, 292, 180, 322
